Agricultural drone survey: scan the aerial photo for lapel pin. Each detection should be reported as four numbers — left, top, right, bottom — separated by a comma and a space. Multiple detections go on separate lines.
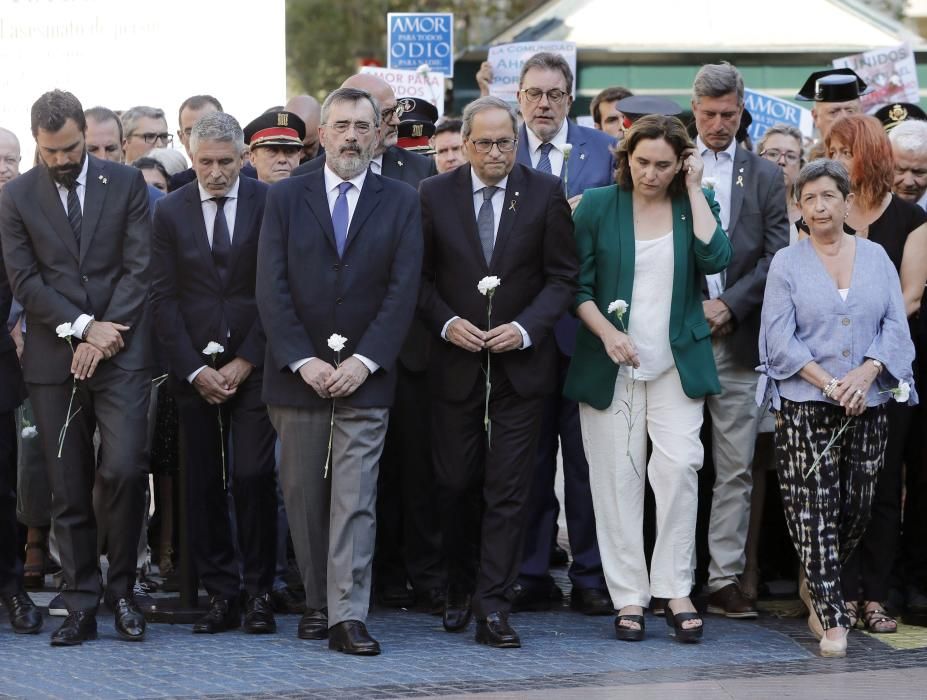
580, 153, 586, 160
681, 213, 687, 221
397, 160, 403, 167
736, 175, 744, 187
509, 200, 517, 212
98, 174, 107, 184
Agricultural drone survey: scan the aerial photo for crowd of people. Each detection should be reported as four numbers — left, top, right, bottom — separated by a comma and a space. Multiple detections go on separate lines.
0, 53, 924, 662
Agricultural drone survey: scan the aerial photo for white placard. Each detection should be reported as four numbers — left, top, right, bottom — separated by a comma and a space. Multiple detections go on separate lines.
486, 41, 577, 104
833, 43, 919, 112
359, 66, 445, 118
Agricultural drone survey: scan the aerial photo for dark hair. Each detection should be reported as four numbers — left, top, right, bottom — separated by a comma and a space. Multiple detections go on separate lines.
31, 90, 85, 137
615, 114, 693, 196
434, 118, 463, 137
177, 94, 223, 127
518, 52, 573, 94
131, 156, 169, 184
793, 159, 851, 202
824, 114, 893, 210
590, 87, 633, 125
84, 106, 123, 141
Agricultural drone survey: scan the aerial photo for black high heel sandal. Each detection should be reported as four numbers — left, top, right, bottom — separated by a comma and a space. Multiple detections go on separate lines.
614, 614, 645, 641
665, 602, 703, 643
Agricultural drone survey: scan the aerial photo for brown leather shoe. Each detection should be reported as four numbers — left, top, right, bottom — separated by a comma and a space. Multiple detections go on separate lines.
706, 583, 758, 619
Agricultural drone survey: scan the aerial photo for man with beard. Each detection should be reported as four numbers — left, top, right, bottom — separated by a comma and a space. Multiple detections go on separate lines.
257, 87, 422, 655
0, 90, 152, 646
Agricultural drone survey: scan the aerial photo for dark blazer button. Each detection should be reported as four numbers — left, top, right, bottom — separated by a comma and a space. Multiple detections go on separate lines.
333, 264, 340, 271
336, 297, 343, 304
81, 275, 89, 283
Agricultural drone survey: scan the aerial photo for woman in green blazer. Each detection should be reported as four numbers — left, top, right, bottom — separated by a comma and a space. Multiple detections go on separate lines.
563, 115, 731, 643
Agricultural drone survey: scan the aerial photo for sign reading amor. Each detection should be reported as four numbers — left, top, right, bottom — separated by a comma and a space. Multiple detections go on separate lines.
743, 89, 814, 141
486, 41, 577, 105
359, 66, 445, 118
387, 12, 454, 77
833, 43, 919, 112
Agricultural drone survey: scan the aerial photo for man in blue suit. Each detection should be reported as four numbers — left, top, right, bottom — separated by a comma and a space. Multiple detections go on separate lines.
256, 87, 422, 656
512, 52, 615, 615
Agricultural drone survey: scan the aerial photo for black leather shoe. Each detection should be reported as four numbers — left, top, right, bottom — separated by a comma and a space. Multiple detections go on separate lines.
475, 611, 521, 648
269, 586, 306, 615
297, 608, 329, 639
549, 543, 570, 567
110, 596, 145, 641
328, 620, 381, 655
570, 587, 614, 616
510, 580, 562, 612
443, 587, 472, 632
1, 590, 43, 634
192, 596, 241, 634
243, 593, 277, 634
50, 611, 97, 646
377, 582, 415, 608
416, 587, 446, 616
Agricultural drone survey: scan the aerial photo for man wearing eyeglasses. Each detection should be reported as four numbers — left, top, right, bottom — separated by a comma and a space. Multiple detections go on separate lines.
419, 96, 578, 648
508, 52, 616, 619
121, 106, 171, 164
257, 87, 422, 656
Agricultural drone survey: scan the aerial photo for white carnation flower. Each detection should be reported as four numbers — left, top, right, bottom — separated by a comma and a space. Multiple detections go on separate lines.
327, 334, 348, 353
477, 276, 501, 295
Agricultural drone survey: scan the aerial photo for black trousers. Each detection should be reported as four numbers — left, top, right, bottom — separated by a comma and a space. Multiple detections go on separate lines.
175, 369, 277, 599
0, 408, 21, 594
374, 365, 444, 594
432, 366, 543, 618
29, 365, 150, 611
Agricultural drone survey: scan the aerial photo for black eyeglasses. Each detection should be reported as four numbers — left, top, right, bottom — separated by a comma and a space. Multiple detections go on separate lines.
130, 132, 172, 145
760, 149, 800, 164
469, 138, 517, 153
519, 88, 568, 104
324, 120, 373, 135
381, 105, 405, 122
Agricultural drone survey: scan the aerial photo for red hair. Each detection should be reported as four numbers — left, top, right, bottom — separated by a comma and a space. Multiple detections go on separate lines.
824, 114, 893, 210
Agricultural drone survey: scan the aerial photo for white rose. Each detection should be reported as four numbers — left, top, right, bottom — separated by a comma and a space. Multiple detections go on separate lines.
895, 381, 911, 403
21, 426, 37, 439
477, 276, 502, 296
56, 322, 74, 339
607, 299, 628, 317
562, 143, 573, 161
327, 334, 348, 353
202, 341, 225, 356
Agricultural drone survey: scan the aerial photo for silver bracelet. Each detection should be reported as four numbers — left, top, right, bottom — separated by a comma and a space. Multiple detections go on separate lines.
822, 377, 839, 399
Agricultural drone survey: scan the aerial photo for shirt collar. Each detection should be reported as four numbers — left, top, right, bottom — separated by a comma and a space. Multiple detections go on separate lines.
696, 134, 737, 161
372, 154, 383, 169
526, 118, 569, 154
471, 169, 508, 195
323, 163, 368, 194
198, 175, 240, 204
54, 153, 89, 192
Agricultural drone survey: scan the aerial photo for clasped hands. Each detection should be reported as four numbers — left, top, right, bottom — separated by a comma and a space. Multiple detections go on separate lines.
193, 357, 254, 405
827, 363, 879, 417
446, 318, 523, 353
298, 356, 370, 399
71, 320, 130, 380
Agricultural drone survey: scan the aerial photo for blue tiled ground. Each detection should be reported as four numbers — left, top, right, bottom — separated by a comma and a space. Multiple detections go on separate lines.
0, 606, 816, 699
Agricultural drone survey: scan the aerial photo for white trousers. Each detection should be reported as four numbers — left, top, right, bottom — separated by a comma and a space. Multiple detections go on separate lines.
580, 367, 704, 609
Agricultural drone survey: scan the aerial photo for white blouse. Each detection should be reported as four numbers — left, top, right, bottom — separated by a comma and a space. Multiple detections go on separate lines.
623, 231, 675, 381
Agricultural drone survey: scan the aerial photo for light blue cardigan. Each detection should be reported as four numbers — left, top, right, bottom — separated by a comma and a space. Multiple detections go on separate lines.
757, 237, 917, 411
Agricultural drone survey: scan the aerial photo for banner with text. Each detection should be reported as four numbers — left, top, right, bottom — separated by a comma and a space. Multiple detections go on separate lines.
833, 43, 918, 112
743, 89, 814, 142
388, 12, 454, 77
360, 66, 445, 118
486, 41, 576, 104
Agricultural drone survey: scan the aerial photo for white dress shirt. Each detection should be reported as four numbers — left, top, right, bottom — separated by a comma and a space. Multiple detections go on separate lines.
369, 154, 383, 175
440, 170, 531, 349
917, 190, 927, 212
698, 135, 736, 299
289, 165, 378, 375
57, 157, 93, 339
525, 118, 569, 177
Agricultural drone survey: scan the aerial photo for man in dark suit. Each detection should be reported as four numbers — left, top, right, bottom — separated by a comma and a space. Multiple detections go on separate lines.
0, 252, 43, 635
512, 52, 615, 616
257, 87, 422, 656
690, 62, 789, 618
419, 96, 578, 648
295, 73, 443, 610
0, 90, 152, 645
151, 112, 278, 635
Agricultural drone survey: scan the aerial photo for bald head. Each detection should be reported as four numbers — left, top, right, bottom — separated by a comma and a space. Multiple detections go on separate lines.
0, 127, 22, 191
342, 74, 398, 154
285, 94, 322, 161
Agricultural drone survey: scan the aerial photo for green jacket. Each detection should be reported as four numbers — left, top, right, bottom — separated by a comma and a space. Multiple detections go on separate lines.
563, 185, 732, 409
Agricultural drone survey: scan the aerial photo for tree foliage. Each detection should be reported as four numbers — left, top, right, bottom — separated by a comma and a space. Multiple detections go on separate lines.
286, 0, 542, 98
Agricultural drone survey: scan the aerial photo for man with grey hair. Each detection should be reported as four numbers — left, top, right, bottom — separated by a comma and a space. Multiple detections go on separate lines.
151, 111, 278, 635
0, 128, 21, 192
690, 61, 789, 618
419, 95, 578, 648
890, 119, 927, 210
257, 87, 423, 655
121, 106, 171, 164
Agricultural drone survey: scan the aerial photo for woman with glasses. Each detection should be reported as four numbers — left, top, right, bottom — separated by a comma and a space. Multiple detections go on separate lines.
758, 125, 804, 241
564, 115, 730, 643
819, 114, 927, 635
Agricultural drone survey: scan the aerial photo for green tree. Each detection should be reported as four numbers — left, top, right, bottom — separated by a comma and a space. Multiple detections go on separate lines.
286, 0, 542, 98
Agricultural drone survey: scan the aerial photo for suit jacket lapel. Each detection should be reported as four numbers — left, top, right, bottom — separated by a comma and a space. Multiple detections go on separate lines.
343, 171, 382, 256
616, 188, 635, 310
381, 147, 404, 181
728, 147, 748, 240
454, 165, 488, 272
226, 177, 253, 277
516, 124, 532, 168
564, 121, 588, 197
489, 166, 523, 271
303, 169, 338, 255
669, 194, 688, 336
35, 169, 79, 262
80, 158, 106, 262
185, 185, 221, 287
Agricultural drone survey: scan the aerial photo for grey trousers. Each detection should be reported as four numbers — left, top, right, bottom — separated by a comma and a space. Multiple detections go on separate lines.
269, 402, 388, 627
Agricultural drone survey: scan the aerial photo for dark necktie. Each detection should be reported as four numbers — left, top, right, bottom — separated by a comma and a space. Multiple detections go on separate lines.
66, 184, 82, 245
477, 186, 497, 264
211, 196, 231, 283
536, 142, 554, 174
332, 181, 352, 257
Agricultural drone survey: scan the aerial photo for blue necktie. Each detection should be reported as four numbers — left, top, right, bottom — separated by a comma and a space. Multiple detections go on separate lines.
536, 143, 554, 174
332, 181, 352, 257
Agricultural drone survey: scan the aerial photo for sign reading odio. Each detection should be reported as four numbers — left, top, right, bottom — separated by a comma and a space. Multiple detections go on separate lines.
388, 12, 454, 77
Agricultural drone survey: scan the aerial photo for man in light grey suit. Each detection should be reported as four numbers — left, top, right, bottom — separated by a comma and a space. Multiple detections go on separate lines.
690, 63, 789, 618
256, 87, 423, 656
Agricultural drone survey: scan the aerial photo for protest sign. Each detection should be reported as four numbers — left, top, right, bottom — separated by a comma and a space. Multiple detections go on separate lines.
360, 66, 445, 118
743, 88, 814, 141
832, 43, 918, 111
486, 41, 576, 104
388, 12, 454, 77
